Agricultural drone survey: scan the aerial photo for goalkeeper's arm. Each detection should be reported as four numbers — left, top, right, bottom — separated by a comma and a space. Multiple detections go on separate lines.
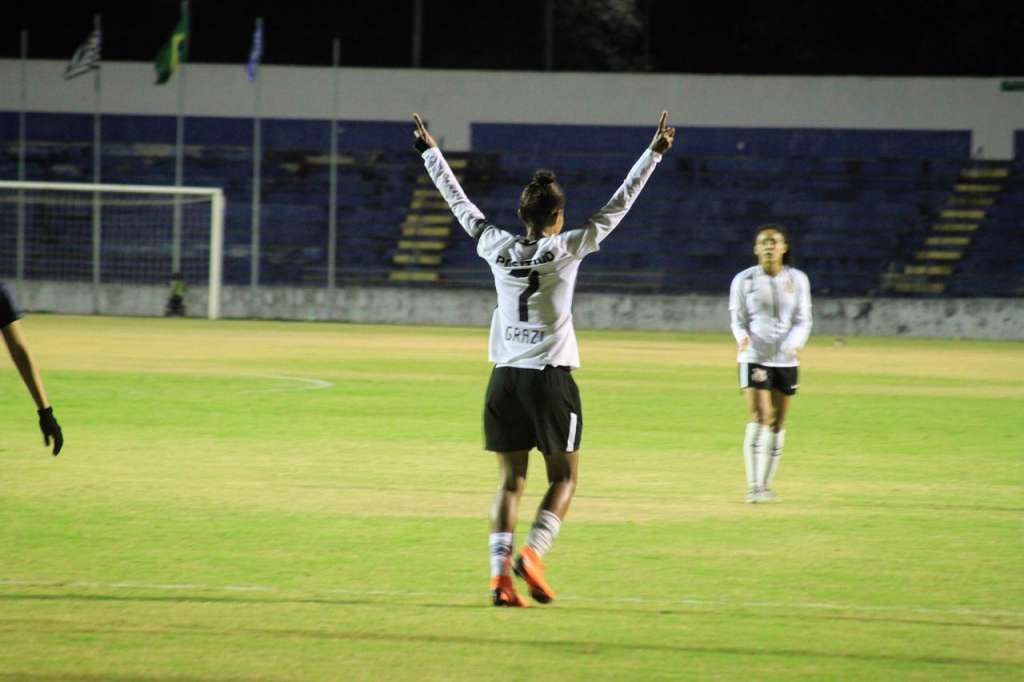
2, 320, 63, 455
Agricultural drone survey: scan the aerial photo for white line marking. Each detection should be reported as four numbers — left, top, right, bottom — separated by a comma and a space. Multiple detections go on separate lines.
0, 579, 1019, 619
243, 374, 334, 393
106, 581, 202, 590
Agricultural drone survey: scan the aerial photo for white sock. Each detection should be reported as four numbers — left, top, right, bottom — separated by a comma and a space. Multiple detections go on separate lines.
754, 424, 771, 488
742, 422, 758, 487
525, 510, 562, 558
489, 532, 513, 577
766, 429, 785, 486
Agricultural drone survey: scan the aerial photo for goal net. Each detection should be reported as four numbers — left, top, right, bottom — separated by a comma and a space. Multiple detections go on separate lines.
0, 181, 224, 319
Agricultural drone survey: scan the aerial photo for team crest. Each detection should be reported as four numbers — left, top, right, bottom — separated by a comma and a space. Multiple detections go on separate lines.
784, 276, 795, 293
752, 368, 768, 383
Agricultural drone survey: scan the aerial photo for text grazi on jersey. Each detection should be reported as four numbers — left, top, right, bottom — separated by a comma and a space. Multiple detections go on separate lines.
505, 326, 546, 344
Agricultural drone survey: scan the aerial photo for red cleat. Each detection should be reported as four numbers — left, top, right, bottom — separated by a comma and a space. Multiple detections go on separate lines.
513, 546, 555, 604
490, 575, 530, 608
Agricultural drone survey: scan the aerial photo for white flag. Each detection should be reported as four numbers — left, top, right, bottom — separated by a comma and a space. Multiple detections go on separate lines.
65, 28, 101, 80
246, 18, 263, 82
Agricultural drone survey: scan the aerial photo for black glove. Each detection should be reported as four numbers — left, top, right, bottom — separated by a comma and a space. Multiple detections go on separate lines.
414, 136, 431, 155
38, 406, 63, 456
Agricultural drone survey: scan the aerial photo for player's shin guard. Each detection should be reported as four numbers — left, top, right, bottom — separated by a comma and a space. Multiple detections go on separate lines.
525, 510, 561, 558
766, 429, 785, 485
742, 422, 758, 487
754, 424, 772, 488
489, 532, 513, 578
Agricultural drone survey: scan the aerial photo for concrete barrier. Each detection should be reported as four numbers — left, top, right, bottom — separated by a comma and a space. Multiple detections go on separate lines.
9, 281, 1024, 340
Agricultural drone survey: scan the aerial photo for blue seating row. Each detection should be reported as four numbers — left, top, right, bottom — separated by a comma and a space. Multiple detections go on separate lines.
3, 112, 1021, 294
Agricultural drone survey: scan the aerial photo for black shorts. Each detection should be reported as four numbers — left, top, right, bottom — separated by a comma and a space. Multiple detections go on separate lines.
739, 363, 799, 396
483, 365, 582, 455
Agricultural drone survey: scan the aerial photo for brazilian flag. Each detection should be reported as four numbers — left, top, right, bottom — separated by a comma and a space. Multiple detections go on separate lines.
154, 1, 189, 84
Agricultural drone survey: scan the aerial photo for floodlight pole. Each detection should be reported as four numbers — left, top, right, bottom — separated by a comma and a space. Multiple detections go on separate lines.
328, 38, 340, 289
544, 0, 554, 71
16, 29, 28, 283
411, 0, 423, 68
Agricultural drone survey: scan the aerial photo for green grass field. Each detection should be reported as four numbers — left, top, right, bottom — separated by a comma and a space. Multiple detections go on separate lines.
1, 315, 1021, 681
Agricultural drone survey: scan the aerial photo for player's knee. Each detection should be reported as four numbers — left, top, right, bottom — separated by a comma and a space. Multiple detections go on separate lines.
550, 475, 576, 498
499, 475, 526, 497
547, 464, 577, 490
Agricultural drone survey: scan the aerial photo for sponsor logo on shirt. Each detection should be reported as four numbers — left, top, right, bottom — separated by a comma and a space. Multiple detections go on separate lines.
495, 252, 555, 268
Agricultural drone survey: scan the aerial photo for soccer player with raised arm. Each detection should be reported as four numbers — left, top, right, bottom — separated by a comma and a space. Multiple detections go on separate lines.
413, 112, 674, 607
1, 281, 64, 455
729, 225, 811, 503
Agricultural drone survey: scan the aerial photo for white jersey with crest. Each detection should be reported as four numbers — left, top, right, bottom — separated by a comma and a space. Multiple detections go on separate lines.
729, 264, 812, 367
421, 146, 662, 369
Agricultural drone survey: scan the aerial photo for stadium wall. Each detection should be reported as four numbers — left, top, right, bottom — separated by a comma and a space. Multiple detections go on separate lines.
11, 281, 1024, 341
0, 60, 1019, 157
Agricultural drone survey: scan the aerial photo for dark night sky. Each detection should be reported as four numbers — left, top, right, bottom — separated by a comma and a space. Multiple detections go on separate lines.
6, 0, 1024, 76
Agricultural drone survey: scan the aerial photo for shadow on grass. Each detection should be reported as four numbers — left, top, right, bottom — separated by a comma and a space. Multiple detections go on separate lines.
837, 500, 1024, 514
0, 591, 374, 608
0, 671, 253, 675
0, 592, 1019, 670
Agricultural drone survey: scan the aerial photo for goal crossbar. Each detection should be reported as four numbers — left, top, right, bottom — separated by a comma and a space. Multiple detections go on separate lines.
0, 180, 225, 320
0, 180, 224, 197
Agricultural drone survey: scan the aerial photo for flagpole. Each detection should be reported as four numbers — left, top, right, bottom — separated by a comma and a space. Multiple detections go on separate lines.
327, 38, 340, 290
92, 13, 103, 312
16, 29, 28, 284
91, 15, 102, 183
172, 67, 185, 274
172, 2, 188, 275
250, 18, 263, 291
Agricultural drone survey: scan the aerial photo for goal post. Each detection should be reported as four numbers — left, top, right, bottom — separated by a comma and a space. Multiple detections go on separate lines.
0, 180, 225, 319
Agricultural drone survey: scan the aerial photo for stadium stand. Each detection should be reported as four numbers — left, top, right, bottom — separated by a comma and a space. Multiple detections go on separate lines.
463, 123, 983, 295
2, 112, 1020, 296
0, 112, 412, 286
942, 160, 1024, 296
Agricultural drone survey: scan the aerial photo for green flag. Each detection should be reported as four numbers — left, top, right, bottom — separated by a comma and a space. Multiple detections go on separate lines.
154, 1, 189, 84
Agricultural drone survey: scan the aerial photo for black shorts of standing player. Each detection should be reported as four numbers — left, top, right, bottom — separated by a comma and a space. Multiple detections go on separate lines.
739, 362, 799, 396
484, 365, 582, 454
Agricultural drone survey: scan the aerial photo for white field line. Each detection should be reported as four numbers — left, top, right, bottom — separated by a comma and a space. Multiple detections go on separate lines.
241, 374, 334, 393
0, 579, 1020, 619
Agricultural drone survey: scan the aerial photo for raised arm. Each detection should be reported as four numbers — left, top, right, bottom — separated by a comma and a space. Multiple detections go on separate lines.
412, 113, 491, 240
566, 112, 675, 257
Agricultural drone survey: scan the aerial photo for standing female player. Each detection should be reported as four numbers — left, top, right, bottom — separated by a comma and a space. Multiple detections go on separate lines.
413, 112, 674, 606
729, 225, 811, 503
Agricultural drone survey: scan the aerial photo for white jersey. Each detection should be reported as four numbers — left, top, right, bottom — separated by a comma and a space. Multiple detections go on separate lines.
729, 265, 812, 367
421, 146, 662, 369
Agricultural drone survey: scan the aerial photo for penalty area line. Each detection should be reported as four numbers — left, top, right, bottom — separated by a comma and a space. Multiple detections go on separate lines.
0, 579, 1020, 620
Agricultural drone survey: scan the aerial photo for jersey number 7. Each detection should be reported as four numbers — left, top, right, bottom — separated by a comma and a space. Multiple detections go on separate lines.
511, 268, 541, 322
